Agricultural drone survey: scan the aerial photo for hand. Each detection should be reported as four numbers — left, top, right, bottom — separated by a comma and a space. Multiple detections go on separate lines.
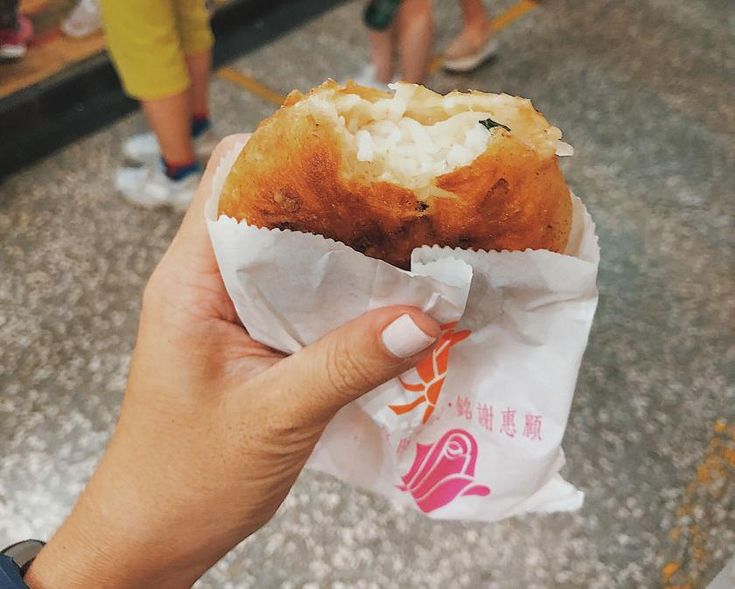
25, 136, 440, 589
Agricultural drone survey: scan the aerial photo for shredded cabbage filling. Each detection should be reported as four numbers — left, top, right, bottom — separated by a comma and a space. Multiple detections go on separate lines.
301, 83, 572, 198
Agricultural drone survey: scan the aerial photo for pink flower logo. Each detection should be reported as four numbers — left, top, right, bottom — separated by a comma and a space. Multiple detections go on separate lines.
398, 429, 490, 513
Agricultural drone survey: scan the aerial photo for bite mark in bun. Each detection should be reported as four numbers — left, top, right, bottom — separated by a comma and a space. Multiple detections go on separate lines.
219, 81, 573, 269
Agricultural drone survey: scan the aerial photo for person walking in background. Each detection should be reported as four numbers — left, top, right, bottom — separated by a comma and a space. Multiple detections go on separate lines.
357, 0, 497, 89
443, 0, 498, 73
0, 0, 32, 60
357, 0, 434, 88
100, 0, 218, 210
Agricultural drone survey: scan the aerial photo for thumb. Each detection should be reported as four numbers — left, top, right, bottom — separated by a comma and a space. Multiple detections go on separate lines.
261, 307, 441, 426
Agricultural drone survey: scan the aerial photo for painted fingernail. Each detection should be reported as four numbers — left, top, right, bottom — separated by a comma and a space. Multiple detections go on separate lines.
381, 314, 436, 359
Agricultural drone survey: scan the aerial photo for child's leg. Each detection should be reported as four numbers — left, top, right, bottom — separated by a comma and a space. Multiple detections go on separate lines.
185, 49, 211, 124
141, 94, 195, 165
101, 0, 199, 166
175, 0, 214, 126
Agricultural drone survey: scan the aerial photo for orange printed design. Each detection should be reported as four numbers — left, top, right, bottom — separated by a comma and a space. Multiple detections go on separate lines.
389, 322, 471, 423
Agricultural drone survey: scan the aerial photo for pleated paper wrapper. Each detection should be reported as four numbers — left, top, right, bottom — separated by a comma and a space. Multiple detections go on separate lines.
206, 140, 599, 522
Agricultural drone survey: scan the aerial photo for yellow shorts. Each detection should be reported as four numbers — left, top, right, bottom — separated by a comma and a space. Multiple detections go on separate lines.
100, 0, 214, 100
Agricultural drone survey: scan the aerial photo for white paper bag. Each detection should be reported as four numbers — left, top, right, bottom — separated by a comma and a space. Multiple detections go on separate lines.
206, 141, 599, 522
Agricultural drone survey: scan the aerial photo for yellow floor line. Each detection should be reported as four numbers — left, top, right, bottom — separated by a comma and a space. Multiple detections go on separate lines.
430, 0, 539, 74
661, 419, 735, 588
217, 67, 287, 106
491, 0, 538, 31
220, 0, 539, 102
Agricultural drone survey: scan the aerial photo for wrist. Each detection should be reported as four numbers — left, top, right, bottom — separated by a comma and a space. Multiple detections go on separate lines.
24, 531, 129, 589
24, 457, 201, 589
25, 521, 198, 589
23, 514, 148, 589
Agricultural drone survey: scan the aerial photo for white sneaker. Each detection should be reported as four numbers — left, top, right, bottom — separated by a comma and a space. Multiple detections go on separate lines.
61, 0, 102, 39
115, 163, 200, 212
122, 127, 219, 167
351, 65, 400, 90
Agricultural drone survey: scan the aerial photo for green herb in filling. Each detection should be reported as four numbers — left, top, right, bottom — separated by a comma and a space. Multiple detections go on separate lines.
479, 118, 511, 132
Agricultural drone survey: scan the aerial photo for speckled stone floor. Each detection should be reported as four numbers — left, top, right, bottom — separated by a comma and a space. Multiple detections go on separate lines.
1, 1, 734, 587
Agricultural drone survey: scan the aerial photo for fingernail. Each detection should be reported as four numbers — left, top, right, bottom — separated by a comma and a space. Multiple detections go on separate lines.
381, 314, 436, 358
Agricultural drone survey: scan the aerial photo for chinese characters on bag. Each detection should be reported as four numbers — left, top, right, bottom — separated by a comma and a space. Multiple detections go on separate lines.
454, 395, 543, 440
389, 398, 544, 456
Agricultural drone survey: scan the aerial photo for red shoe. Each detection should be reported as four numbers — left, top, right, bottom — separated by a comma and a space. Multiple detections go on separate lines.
0, 15, 33, 60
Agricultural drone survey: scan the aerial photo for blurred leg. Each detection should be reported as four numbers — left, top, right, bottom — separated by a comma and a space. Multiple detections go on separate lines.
458, 0, 489, 35
396, 0, 434, 84
185, 48, 211, 118
369, 29, 394, 84
175, 0, 214, 120
142, 92, 195, 163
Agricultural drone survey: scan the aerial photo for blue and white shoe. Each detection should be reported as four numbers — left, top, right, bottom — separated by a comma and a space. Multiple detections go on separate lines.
115, 162, 200, 212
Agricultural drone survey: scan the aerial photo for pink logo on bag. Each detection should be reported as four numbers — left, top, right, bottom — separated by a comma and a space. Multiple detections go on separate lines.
389, 323, 471, 423
398, 429, 490, 513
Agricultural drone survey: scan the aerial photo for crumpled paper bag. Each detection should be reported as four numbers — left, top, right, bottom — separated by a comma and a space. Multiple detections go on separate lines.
206, 140, 599, 521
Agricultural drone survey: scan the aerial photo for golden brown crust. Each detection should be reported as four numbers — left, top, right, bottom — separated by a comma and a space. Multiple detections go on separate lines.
430, 138, 572, 257
218, 83, 572, 269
